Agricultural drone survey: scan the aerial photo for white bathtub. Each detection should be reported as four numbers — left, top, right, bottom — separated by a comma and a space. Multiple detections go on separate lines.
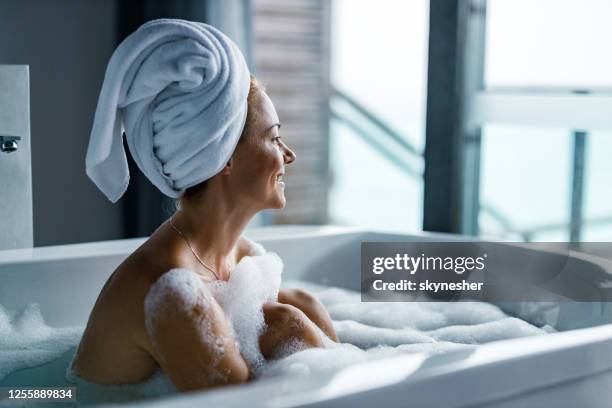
1, 226, 612, 407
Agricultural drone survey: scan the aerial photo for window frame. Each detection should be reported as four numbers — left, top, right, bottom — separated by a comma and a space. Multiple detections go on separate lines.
424, 0, 612, 240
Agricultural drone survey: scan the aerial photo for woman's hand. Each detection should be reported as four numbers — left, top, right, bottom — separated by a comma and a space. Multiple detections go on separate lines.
277, 288, 339, 342
259, 302, 324, 360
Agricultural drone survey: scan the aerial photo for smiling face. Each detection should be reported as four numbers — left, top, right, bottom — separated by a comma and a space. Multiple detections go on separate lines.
227, 88, 296, 210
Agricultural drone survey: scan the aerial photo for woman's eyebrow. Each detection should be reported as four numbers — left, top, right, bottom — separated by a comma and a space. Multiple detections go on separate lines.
266, 123, 282, 132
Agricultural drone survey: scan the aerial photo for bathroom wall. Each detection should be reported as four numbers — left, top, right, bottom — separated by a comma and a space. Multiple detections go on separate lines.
0, 0, 122, 246
0, 65, 33, 249
0, 0, 256, 246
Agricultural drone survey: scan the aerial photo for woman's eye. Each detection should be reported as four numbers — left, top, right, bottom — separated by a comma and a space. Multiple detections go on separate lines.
273, 136, 282, 144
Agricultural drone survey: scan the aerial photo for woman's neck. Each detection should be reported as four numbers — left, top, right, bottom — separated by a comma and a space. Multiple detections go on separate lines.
172, 191, 259, 280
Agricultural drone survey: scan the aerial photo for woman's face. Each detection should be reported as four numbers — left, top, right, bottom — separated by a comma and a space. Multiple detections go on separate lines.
229, 91, 296, 210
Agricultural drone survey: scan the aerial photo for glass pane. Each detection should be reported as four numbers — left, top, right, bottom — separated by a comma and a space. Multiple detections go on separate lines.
329, 0, 428, 230
329, 121, 422, 231
479, 126, 612, 241
583, 131, 612, 240
485, 0, 612, 88
479, 125, 572, 241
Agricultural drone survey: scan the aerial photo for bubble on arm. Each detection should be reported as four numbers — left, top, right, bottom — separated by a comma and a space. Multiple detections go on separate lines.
143, 268, 233, 384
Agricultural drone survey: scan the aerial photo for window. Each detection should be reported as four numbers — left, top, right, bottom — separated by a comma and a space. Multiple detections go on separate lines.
465, 0, 612, 241
329, 0, 429, 232
486, 0, 612, 88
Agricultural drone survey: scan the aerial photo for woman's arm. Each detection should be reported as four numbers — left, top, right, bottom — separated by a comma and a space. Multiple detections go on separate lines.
277, 288, 339, 342
258, 288, 339, 360
144, 269, 249, 391
259, 301, 324, 359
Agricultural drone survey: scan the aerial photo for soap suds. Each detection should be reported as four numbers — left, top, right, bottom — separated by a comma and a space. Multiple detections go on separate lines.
64, 364, 176, 404
209, 251, 284, 371
143, 267, 229, 383
0, 303, 81, 382
143, 244, 284, 377
258, 281, 553, 378
0, 239, 558, 405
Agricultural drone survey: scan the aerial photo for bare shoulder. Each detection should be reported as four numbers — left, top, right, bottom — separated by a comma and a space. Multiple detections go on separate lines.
117, 232, 194, 288
238, 235, 266, 258
91, 240, 193, 333
71, 241, 185, 383
143, 268, 217, 330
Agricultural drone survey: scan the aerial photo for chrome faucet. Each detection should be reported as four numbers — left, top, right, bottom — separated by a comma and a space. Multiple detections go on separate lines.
0, 65, 33, 250
0, 135, 21, 153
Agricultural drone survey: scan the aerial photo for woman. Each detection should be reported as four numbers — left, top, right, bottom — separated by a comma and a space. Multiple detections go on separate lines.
73, 19, 338, 392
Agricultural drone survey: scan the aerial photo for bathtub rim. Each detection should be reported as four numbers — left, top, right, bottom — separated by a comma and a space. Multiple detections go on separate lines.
0, 224, 468, 266
2, 225, 612, 407
112, 322, 612, 408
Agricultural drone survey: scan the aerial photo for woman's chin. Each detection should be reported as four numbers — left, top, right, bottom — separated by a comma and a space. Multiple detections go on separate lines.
273, 197, 286, 209
265, 183, 286, 209
270, 192, 286, 209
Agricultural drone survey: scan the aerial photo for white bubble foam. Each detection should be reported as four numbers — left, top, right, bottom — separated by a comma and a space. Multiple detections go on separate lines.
64, 364, 176, 403
143, 243, 284, 374
209, 250, 284, 371
269, 336, 310, 360
284, 281, 509, 331
426, 317, 549, 344
0, 303, 82, 382
258, 281, 553, 379
0, 305, 12, 335
334, 320, 434, 348
0, 241, 555, 403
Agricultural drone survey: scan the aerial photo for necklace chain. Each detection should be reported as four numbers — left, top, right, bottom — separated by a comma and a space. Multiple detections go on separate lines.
169, 213, 221, 281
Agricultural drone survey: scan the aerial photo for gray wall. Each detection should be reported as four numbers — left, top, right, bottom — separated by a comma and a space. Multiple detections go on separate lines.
0, 0, 123, 245
0, 65, 33, 249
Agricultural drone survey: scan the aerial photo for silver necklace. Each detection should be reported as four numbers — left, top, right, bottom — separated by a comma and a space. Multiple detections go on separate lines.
169, 213, 221, 281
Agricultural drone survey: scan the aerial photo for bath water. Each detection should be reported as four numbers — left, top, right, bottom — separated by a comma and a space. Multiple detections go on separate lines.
0, 249, 554, 406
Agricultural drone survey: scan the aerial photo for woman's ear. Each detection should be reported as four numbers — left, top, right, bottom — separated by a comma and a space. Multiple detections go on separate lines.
219, 157, 232, 176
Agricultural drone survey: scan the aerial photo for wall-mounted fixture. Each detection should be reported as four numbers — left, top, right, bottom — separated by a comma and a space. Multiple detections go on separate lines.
0, 65, 33, 249
0, 135, 21, 153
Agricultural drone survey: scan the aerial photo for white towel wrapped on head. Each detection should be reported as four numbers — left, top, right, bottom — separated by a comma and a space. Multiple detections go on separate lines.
85, 19, 251, 203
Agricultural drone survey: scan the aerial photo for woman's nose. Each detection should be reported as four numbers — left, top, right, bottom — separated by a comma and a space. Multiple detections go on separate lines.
283, 143, 296, 164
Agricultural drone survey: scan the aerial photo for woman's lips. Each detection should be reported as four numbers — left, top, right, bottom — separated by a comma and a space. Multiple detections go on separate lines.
276, 174, 285, 187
